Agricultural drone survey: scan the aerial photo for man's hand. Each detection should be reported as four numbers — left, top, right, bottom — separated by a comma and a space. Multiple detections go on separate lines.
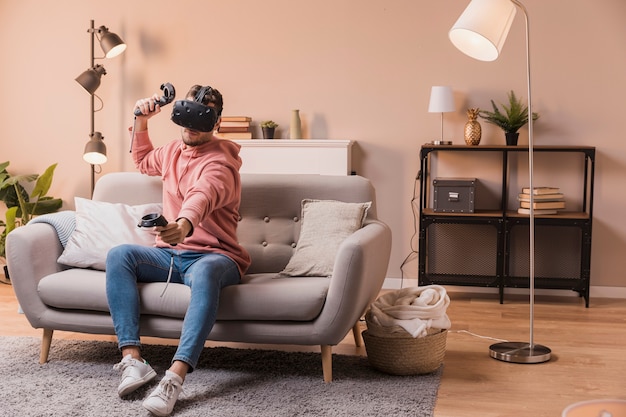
134, 93, 163, 116
156, 218, 192, 246
133, 93, 162, 131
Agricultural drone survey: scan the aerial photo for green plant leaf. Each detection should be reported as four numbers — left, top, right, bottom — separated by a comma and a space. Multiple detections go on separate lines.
479, 90, 538, 134
31, 163, 57, 200
24, 198, 63, 218
5, 173, 38, 186
0, 232, 5, 259
0, 161, 61, 257
5, 206, 18, 234
0, 181, 29, 208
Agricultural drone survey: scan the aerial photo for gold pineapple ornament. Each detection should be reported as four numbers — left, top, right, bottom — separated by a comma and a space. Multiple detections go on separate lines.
464, 108, 482, 146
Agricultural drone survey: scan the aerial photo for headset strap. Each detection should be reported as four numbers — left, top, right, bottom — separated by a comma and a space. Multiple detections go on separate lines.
194, 86, 213, 103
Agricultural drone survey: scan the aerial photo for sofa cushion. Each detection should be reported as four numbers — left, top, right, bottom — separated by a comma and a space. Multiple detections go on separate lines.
279, 199, 371, 277
38, 270, 330, 322
57, 197, 162, 271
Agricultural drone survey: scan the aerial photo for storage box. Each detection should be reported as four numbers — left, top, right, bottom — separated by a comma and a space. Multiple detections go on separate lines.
433, 177, 476, 213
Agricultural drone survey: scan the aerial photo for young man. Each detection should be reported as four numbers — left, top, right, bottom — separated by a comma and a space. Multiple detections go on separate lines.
105, 84, 250, 416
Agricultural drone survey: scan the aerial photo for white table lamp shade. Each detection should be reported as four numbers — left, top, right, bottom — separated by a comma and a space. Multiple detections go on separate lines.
428, 86, 455, 113
449, 0, 517, 62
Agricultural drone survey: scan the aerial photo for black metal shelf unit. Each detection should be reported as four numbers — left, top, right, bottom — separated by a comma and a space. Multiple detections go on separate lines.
417, 145, 595, 307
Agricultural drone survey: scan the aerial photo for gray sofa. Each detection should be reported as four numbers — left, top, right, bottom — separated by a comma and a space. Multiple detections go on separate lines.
7, 172, 392, 382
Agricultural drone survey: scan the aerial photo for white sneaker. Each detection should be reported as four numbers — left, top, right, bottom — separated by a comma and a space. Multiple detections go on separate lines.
113, 354, 157, 397
142, 370, 184, 416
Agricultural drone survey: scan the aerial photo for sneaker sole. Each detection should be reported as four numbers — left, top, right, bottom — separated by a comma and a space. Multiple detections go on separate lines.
118, 369, 157, 397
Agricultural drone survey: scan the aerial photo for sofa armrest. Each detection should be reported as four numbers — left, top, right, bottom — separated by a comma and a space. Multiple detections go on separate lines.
314, 219, 392, 344
6, 223, 65, 328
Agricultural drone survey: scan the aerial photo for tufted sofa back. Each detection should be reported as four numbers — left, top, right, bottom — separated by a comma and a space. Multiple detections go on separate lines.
238, 173, 376, 274
92, 172, 377, 275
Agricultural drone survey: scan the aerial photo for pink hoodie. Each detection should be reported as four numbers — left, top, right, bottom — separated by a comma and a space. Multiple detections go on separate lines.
131, 129, 251, 276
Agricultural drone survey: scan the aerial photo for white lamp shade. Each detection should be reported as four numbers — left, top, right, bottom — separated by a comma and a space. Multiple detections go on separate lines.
83, 151, 107, 165
83, 132, 107, 165
428, 86, 455, 113
449, 0, 517, 62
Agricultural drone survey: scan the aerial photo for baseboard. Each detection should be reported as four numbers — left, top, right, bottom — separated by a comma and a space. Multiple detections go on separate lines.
382, 277, 626, 299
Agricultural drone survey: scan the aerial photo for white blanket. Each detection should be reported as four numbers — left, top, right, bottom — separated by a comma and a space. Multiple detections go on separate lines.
369, 285, 451, 338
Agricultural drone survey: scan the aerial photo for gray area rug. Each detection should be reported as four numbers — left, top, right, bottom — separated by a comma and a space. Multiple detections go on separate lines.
0, 337, 441, 416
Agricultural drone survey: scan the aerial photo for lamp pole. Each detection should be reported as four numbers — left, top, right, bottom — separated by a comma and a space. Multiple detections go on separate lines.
515, 0, 536, 351
87, 19, 97, 196
487, 0, 550, 364
449, 0, 550, 363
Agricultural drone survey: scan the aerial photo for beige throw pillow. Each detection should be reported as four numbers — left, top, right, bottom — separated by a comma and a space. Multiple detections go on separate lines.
279, 199, 371, 277
57, 197, 162, 270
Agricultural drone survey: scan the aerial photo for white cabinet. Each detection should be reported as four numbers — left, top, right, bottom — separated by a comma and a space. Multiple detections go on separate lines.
233, 139, 354, 175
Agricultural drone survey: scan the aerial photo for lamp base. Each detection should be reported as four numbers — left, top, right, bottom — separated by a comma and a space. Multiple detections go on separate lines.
489, 341, 551, 364
430, 140, 453, 145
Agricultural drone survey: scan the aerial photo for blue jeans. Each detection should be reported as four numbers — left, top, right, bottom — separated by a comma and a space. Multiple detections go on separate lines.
105, 244, 240, 372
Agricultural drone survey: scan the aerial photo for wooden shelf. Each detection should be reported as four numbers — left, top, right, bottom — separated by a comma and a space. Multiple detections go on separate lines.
418, 145, 595, 307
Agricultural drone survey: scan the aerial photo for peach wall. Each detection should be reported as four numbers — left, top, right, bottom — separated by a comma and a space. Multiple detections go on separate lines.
1, 0, 625, 291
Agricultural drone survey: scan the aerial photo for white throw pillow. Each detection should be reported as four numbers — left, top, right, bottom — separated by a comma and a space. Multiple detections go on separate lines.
57, 197, 162, 270
279, 199, 371, 277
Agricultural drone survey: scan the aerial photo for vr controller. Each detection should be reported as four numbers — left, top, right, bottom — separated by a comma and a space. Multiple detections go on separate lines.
133, 82, 176, 116
137, 213, 168, 228
138, 213, 178, 246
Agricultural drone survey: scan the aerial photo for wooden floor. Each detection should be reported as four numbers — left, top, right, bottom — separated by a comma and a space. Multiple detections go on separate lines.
1, 281, 625, 417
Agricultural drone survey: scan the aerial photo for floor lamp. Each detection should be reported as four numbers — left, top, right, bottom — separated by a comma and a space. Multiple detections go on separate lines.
449, 0, 550, 363
75, 20, 126, 196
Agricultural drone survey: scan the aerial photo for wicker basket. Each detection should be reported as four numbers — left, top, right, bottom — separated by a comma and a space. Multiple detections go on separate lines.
363, 311, 447, 375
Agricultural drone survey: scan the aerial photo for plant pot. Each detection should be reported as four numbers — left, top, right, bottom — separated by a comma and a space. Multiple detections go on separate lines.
262, 127, 275, 139
505, 132, 519, 146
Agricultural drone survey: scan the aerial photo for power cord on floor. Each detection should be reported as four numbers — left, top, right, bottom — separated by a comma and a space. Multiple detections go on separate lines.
448, 329, 508, 343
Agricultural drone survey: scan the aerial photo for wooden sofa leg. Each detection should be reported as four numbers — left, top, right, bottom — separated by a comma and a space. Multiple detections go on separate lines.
40, 328, 53, 364
352, 322, 363, 347
321, 345, 333, 383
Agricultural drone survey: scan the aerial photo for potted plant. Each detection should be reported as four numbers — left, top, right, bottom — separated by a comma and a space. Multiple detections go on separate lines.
260, 120, 278, 139
0, 161, 63, 269
479, 90, 539, 145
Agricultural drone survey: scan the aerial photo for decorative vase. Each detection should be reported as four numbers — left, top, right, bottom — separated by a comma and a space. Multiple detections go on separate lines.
290, 109, 302, 139
505, 132, 519, 146
464, 108, 482, 146
262, 127, 275, 139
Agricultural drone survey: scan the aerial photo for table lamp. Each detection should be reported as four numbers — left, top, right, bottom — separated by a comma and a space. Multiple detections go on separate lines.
428, 85, 455, 145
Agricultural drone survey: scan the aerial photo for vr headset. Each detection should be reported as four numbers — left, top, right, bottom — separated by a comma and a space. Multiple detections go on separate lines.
171, 86, 220, 132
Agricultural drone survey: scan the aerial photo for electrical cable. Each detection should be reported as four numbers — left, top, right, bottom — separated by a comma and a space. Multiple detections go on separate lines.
129, 116, 137, 153
94, 94, 104, 112
160, 252, 175, 297
449, 329, 509, 343
399, 172, 421, 288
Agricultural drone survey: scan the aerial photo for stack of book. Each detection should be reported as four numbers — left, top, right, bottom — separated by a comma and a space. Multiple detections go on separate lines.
218, 116, 252, 139
517, 186, 565, 215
